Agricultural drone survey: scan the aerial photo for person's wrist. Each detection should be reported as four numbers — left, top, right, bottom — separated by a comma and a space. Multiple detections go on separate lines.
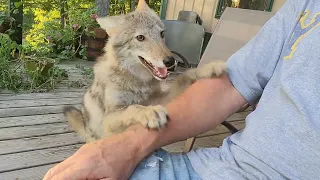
123, 125, 160, 161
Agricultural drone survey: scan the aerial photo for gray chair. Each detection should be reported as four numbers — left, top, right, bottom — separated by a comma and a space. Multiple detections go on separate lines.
162, 18, 241, 151
177, 11, 203, 25
162, 20, 205, 68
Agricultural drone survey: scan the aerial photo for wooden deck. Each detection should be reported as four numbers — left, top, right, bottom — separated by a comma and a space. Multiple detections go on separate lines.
0, 61, 250, 180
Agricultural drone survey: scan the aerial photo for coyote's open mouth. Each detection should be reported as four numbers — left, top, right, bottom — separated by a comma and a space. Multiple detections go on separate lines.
139, 56, 168, 80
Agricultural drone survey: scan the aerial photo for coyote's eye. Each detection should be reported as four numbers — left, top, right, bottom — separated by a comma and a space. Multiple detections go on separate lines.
160, 31, 164, 38
136, 35, 145, 41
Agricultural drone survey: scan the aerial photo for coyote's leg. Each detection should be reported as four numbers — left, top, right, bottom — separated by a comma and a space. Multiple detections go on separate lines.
103, 105, 168, 135
167, 61, 226, 99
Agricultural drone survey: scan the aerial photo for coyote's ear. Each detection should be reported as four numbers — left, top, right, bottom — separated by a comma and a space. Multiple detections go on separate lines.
96, 15, 124, 35
136, 0, 151, 11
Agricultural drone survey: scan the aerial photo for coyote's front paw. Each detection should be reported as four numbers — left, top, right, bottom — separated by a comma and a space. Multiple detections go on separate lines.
138, 105, 168, 129
195, 61, 226, 79
181, 61, 226, 84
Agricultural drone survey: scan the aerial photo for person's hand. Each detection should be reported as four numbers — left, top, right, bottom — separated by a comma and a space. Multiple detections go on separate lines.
43, 130, 145, 180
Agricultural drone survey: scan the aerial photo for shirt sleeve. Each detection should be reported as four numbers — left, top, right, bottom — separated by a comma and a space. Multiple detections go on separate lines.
226, 0, 302, 106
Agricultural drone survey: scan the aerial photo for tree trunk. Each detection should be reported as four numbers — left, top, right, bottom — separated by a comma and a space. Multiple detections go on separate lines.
130, 0, 136, 12
65, 1, 69, 25
9, 0, 23, 44
120, 2, 126, 14
96, 0, 110, 17
60, 0, 66, 28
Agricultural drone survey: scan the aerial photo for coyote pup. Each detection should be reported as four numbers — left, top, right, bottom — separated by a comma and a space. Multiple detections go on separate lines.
64, 0, 226, 142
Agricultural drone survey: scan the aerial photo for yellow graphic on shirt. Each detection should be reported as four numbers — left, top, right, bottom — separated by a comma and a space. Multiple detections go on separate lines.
284, 10, 320, 60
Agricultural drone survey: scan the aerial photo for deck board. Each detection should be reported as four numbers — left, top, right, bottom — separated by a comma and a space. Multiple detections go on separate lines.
0, 91, 84, 101
0, 114, 66, 128
0, 62, 249, 179
0, 97, 82, 109
0, 104, 81, 118
0, 164, 57, 180
0, 133, 83, 155
0, 123, 72, 141
0, 144, 82, 173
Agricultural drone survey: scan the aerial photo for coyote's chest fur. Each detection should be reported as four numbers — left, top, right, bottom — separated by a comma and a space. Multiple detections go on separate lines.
90, 62, 160, 106
88, 71, 159, 110
64, 59, 225, 143
75, 59, 170, 140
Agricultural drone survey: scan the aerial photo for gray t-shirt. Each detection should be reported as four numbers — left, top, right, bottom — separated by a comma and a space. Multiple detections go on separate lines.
187, 0, 320, 179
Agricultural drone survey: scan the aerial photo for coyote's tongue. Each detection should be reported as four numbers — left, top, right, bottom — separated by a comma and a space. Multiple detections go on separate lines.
155, 67, 168, 78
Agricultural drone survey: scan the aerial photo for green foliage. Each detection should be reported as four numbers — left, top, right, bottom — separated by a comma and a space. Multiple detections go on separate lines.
0, 13, 15, 28
0, 33, 69, 92
25, 9, 59, 53
23, 56, 69, 92
25, 4, 102, 60
148, 0, 162, 14
22, 0, 161, 61
0, 30, 20, 59
76, 63, 93, 79
0, 0, 8, 12
0, 33, 24, 91
0, 2, 22, 42
109, 0, 161, 15
0, 0, 162, 93
68, 7, 100, 29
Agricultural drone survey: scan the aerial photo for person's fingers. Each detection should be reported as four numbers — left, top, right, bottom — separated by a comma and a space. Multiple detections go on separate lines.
50, 165, 111, 180
43, 157, 75, 180
49, 163, 89, 180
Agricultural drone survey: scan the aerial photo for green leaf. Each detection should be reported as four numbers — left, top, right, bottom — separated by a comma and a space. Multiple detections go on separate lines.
13, 9, 19, 14
14, 2, 23, 8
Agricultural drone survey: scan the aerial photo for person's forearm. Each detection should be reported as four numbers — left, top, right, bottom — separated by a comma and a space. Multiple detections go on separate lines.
126, 74, 247, 160
163, 74, 245, 142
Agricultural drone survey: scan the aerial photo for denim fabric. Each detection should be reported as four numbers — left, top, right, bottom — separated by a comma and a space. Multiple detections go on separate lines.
130, 149, 202, 180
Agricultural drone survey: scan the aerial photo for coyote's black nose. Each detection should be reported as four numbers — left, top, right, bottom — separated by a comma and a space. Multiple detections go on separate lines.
163, 56, 175, 68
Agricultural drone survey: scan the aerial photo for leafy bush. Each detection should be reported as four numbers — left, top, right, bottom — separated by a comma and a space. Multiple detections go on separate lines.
23, 56, 69, 91
0, 33, 69, 92
0, 32, 20, 60
0, 33, 24, 91
25, 9, 60, 53
25, 6, 101, 60
0, 0, 162, 93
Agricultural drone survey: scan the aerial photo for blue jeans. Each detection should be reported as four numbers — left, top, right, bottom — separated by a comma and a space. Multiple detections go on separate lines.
129, 149, 202, 180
